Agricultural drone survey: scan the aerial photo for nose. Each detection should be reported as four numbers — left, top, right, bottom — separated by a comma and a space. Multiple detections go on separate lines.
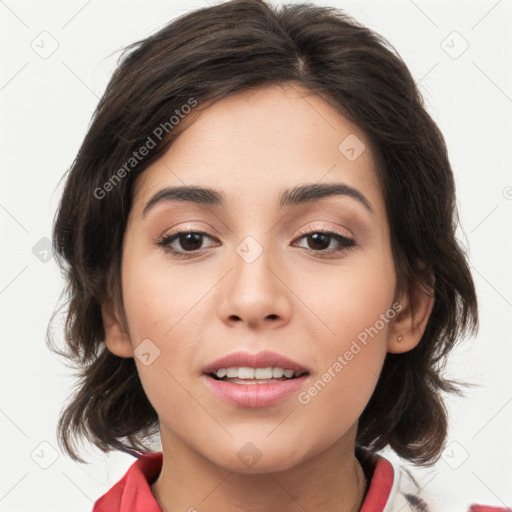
217, 238, 292, 330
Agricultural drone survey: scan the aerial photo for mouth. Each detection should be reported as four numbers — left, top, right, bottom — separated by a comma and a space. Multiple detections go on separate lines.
202, 350, 310, 378
201, 350, 311, 406
207, 366, 309, 384
201, 360, 310, 407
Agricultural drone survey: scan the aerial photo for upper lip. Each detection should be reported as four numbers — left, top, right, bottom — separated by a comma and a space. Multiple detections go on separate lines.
202, 350, 310, 375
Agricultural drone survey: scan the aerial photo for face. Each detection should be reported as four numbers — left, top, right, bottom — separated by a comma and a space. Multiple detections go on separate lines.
116, 84, 400, 473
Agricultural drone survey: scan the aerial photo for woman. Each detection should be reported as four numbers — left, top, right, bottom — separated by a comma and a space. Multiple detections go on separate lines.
48, 1, 508, 510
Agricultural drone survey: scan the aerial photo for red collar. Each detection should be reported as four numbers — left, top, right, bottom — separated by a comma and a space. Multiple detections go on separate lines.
92, 450, 394, 512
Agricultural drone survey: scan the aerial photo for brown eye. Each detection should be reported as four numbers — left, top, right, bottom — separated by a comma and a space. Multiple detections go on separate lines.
294, 230, 356, 255
176, 232, 203, 251
157, 230, 218, 258
304, 232, 331, 251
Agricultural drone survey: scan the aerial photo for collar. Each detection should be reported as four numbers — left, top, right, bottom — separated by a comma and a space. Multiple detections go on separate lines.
91, 450, 512, 512
92, 450, 402, 512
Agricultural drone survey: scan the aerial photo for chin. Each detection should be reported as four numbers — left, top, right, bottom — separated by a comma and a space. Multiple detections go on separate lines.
205, 440, 307, 474
218, 455, 303, 475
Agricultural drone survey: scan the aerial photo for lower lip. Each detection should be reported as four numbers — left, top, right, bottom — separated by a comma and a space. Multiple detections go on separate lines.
202, 374, 309, 407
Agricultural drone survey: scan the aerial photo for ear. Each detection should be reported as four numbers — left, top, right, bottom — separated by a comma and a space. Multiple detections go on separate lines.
100, 298, 133, 358
387, 280, 435, 354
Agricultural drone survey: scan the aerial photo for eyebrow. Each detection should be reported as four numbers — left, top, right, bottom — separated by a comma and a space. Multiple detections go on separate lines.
142, 182, 374, 217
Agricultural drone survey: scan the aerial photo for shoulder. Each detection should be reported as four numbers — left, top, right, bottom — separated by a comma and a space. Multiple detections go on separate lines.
92, 451, 163, 512
358, 449, 511, 512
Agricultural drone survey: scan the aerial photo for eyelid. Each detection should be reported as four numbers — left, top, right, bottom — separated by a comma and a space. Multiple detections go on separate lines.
292, 227, 356, 255
295, 222, 353, 239
156, 228, 219, 248
158, 222, 353, 244
156, 223, 357, 260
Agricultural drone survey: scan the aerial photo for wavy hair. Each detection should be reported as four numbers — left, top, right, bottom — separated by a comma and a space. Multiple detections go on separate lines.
48, 0, 478, 465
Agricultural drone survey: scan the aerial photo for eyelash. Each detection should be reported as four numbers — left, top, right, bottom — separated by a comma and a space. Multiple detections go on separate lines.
156, 228, 356, 259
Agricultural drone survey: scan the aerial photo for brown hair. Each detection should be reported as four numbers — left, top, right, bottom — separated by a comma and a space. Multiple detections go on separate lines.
48, 0, 478, 465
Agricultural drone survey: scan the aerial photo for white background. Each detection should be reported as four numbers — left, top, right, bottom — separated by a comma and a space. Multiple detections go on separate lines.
1, 0, 511, 510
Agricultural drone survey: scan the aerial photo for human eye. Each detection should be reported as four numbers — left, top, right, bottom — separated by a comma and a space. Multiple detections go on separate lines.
156, 229, 219, 259
156, 226, 356, 260
293, 227, 356, 257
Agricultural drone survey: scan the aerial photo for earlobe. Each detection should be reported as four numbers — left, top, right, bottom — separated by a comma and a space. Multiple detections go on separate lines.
100, 299, 133, 358
387, 282, 435, 354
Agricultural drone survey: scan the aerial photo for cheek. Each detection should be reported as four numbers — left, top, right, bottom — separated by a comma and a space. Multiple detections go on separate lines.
291, 299, 392, 455
120, 241, 223, 409
120, 270, 201, 432
298, 243, 396, 342
294, 250, 395, 407
121, 242, 209, 347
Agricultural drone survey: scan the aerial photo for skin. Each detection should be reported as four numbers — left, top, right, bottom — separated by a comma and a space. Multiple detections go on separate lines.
102, 83, 433, 512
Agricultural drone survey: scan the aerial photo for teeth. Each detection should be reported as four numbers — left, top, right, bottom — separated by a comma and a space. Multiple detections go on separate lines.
238, 367, 255, 379
226, 368, 238, 378
272, 367, 284, 378
214, 367, 299, 380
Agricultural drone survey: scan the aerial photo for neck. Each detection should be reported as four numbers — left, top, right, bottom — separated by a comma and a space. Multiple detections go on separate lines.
151, 427, 368, 512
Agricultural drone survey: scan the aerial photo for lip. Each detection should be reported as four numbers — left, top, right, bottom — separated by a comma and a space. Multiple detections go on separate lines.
202, 350, 310, 375
201, 373, 310, 407
201, 350, 311, 408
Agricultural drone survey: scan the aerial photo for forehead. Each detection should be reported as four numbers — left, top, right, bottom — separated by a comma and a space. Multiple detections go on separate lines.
131, 84, 384, 218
